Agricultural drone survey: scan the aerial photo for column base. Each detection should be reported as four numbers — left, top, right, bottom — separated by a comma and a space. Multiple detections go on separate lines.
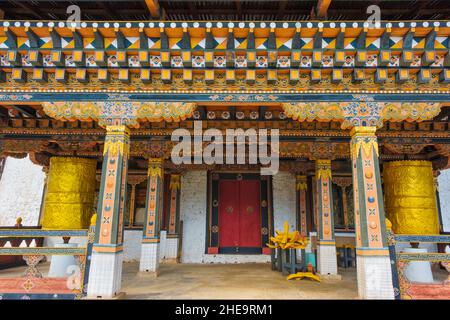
165, 237, 179, 261
87, 251, 123, 299
356, 254, 395, 299
317, 244, 338, 275
318, 274, 342, 280
159, 231, 167, 262
139, 242, 160, 273
138, 270, 160, 277
83, 292, 127, 300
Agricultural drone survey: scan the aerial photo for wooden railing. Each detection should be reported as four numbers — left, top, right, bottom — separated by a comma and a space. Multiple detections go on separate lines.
0, 228, 94, 300
0, 225, 44, 270
387, 232, 450, 300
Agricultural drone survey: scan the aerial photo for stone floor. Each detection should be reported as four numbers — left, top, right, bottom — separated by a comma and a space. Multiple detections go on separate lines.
121, 262, 359, 299
0, 261, 359, 299
2, 261, 450, 299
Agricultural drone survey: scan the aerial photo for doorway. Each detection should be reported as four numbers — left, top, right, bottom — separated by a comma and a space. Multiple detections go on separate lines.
207, 172, 272, 255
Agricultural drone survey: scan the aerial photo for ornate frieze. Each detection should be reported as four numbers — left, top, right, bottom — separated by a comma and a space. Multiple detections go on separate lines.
41, 101, 197, 127
1, 20, 449, 93
278, 141, 350, 160
130, 140, 175, 159
282, 98, 442, 128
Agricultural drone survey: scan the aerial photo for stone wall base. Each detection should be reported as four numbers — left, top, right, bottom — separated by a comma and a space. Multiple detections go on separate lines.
317, 244, 338, 275
139, 242, 160, 273
87, 251, 123, 298
165, 237, 179, 260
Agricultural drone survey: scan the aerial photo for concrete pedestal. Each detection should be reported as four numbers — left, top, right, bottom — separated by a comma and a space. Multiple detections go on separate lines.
165, 237, 179, 261
47, 243, 78, 278
87, 251, 124, 298
139, 242, 160, 274
317, 244, 338, 275
356, 255, 395, 299
403, 247, 434, 283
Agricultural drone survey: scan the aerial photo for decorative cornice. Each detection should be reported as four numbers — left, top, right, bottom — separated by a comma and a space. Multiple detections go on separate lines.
282, 100, 442, 128
332, 176, 352, 188
41, 101, 196, 126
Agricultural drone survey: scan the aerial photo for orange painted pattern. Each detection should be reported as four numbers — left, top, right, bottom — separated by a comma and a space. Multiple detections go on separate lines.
145, 176, 158, 238
98, 154, 119, 245
361, 144, 384, 249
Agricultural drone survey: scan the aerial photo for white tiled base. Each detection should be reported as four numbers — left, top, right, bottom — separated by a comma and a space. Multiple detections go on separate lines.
165, 237, 179, 260
139, 242, 160, 273
356, 254, 395, 299
317, 244, 338, 275
159, 231, 167, 262
87, 251, 123, 298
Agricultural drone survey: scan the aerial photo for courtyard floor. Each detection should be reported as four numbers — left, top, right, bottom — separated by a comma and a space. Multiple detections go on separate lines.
121, 262, 358, 299
0, 261, 359, 299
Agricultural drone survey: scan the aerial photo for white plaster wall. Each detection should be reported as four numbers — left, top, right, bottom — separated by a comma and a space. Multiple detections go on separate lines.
123, 229, 142, 262
0, 156, 45, 226
438, 168, 450, 232
180, 170, 208, 263
272, 172, 297, 233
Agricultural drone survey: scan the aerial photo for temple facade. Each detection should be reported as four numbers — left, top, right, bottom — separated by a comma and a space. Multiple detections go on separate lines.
0, 17, 449, 300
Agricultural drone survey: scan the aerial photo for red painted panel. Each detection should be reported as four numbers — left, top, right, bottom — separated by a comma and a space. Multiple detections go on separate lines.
207, 247, 219, 254
218, 180, 239, 247
239, 180, 261, 247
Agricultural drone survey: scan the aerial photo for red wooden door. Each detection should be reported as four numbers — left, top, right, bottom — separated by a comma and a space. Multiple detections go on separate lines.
218, 180, 240, 247
239, 180, 261, 247
218, 179, 261, 249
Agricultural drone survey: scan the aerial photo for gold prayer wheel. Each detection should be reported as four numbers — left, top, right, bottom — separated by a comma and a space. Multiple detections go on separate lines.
383, 160, 439, 235
41, 157, 97, 229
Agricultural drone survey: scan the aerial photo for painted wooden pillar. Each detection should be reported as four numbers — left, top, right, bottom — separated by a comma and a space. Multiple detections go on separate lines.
166, 174, 181, 261
128, 184, 137, 227
139, 157, 164, 274
296, 175, 308, 237
87, 125, 130, 298
127, 175, 147, 227
350, 126, 394, 299
341, 185, 349, 229
315, 159, 338, 276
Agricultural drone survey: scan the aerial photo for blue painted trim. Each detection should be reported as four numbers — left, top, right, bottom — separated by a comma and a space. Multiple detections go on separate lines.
394, 234, 450, 243
387, 240, 401, 300
2, 20, 449, 29
0, 229, 88, 237
0, 247, 86, 255
1, 92, 450, 103
0, 293, 78, 300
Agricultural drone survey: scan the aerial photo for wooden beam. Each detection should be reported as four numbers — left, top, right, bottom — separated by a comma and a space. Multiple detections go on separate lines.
11, 105, 34, 118
277, 1, 288, 18
10, 0, 47, 20
98, 2, 119, 19
145, 0, 161, 18
236, 1, 242, 17
316, 0, 332, 18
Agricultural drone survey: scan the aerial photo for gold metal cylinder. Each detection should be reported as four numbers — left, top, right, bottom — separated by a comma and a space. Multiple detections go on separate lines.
383, 160, 439, 235
41, 157, 97, 229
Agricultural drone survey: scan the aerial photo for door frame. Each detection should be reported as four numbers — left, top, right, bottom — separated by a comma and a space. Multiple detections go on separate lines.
206, 171, 273, 255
